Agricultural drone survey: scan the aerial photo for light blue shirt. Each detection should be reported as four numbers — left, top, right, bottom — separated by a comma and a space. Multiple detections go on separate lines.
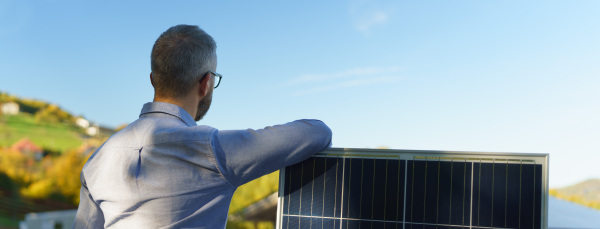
73, 102, 332, 228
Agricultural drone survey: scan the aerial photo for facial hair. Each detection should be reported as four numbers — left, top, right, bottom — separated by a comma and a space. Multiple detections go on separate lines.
195, 91, 212, 121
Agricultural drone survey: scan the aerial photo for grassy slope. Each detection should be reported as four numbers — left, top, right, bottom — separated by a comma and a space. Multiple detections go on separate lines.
0, 113, 83, 152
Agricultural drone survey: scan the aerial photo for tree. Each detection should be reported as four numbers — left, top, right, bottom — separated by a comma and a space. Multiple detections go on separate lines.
46, 149, 86, 204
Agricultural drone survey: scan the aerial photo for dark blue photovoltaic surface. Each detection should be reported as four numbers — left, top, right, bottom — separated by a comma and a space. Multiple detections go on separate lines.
280, 156, 543, 229
406, 160, 473, 227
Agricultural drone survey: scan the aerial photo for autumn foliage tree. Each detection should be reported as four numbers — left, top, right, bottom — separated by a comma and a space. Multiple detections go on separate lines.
0, 147, 89, 205
46, 149, 86, 203
34, 104, 73, 124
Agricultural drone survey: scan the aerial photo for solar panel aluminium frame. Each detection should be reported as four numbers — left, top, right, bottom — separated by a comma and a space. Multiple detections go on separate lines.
276, 147, 549, 229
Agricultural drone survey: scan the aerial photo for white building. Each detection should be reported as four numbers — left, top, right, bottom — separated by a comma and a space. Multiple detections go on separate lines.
86, 124, 99, 136
1, 102, 19, 115
75, 117, 90, 128
19, 209, 76, 229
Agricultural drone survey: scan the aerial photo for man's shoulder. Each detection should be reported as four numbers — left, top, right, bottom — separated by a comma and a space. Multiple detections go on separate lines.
116, 120, 218, 146
83, 121, 220, 172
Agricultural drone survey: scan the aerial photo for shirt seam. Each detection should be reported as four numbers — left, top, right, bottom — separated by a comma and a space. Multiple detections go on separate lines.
207, 129, 236, 189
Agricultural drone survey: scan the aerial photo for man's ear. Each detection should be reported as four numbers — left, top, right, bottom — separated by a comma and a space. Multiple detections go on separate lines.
150, 73, 155, 88
198, 73, 211, 97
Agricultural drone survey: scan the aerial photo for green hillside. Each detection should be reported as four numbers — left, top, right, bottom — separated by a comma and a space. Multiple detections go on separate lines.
0, 91, 108, 152
0, 113, 83, 152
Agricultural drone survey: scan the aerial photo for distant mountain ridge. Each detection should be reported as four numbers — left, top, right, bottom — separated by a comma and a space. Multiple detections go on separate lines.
550, 178, 600, 210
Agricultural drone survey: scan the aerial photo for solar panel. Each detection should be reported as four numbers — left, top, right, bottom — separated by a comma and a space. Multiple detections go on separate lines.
276, 148, 548, 229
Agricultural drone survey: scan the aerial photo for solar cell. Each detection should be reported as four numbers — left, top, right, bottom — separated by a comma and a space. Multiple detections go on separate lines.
277, 148, 548, 229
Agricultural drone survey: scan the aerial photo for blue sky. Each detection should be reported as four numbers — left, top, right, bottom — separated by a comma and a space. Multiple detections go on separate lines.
1, 0, 599, 188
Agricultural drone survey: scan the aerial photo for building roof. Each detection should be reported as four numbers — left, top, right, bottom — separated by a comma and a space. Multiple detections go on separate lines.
11, 138, 43, 153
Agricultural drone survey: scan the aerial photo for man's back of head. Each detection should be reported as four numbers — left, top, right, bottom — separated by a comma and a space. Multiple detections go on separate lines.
150, 24, 217, 100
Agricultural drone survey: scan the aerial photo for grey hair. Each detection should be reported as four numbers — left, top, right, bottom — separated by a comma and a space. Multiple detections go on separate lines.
151, 24, 217, 99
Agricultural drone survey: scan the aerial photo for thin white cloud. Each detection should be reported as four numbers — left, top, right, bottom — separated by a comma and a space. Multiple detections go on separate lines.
355, 11, 389, 34
348, 0, 395, 35
287, 66, 402, 85
292, 76, 402, 97
287, 66, 403, 96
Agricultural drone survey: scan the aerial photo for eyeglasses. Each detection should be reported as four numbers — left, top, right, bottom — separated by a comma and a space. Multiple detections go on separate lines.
201, 71, 223, 89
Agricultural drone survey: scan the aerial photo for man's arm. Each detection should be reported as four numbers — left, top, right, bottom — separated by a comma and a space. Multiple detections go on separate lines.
212, 119, 332, 187
73, 173, 105, 229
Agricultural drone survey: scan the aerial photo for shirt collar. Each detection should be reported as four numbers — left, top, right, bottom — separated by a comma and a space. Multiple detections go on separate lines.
140, 102, 197, 127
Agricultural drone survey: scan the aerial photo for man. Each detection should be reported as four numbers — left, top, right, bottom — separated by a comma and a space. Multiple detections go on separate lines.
73, 24, 332, 228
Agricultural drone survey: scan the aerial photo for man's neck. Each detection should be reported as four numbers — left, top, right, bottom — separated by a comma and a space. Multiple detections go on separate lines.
153, 96, 197, 120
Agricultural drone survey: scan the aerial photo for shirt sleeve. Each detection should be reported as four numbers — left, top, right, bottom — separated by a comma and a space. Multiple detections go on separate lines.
73, 173, 105, 229
212, 119, 332, 187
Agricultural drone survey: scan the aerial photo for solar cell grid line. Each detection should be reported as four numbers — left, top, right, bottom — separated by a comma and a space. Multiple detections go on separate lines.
410, 159, 415, 226
334, 158, 341, 218
370, 159, 376, 221
533, 164, 536, 229
286, 162, 303, 216
470, 160, 473, 228
423, 158, 428, 224
298, 162, 303, 220
310, 158, 315, 220
319, 157, 342, 218
477, 159, 481, 227
505, 163, 521, 228
380, 157, 405, 228
505, 161, 508, 228
437, 160, 454, 225
401, 159, 407, 229
533, 164, 542, 229
358, 159, 364, 219
310, 157, 325, 226
301, 159, 316, 218
342, 157, 353, 228
298, 161, 306, 228
373, 159, 388, 221
515, 161, 525, 228
425, 158, 438, 224
362, 159, 376, 223
286, 163, 291, 229
298, 161, 305, 228
320, 158, 327, 228
436, 159, 440, 226
474, 161, 495, 227
455, 160, 472, 226
407, 160, 426, 226
448, 159, 453, 226
462, 158, 467, 227
383, 158, 389, 225
493, 159, 507, 228
492, 159, 495, 226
